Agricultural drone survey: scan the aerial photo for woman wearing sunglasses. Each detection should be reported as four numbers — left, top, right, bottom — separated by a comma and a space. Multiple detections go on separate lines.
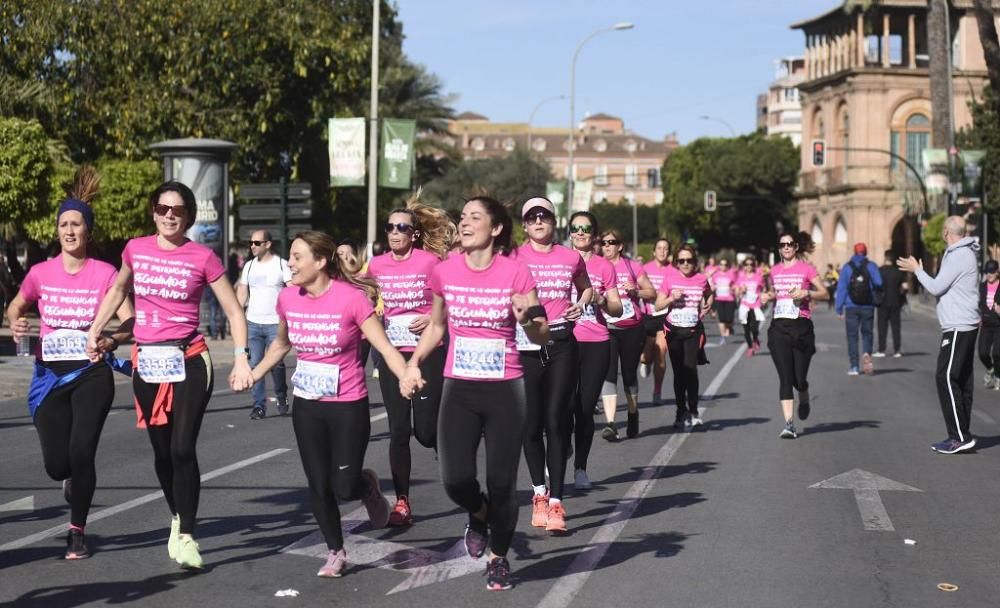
654, 244, 712, 429
762, 232, 827, 439
640, 238, 675, 405
400, 196, 547, 591
711, 258, 737, 345
736, 256, 767, 356
87, 181, 254, 570
366, 201, 452, 527
568, 212, 623, 489
512, 197, 591, 533
599, 229, 656, 440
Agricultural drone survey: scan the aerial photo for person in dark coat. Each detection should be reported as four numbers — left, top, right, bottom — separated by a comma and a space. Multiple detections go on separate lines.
874, 250, 907, 358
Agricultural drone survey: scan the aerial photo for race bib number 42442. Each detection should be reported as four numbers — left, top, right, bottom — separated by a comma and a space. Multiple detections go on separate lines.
452, 336, 506, 379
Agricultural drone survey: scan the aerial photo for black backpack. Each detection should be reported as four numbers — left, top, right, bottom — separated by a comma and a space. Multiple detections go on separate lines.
847, 261, 879, 305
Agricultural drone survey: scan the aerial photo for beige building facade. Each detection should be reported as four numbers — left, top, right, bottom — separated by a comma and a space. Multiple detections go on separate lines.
758, 57, 806, 146
792, 0, 995, 270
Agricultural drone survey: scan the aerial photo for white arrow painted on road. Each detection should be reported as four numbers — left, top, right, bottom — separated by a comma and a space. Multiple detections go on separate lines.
810, 469, 922, 531
0, 496, 34, 512
282, 496, 482, 594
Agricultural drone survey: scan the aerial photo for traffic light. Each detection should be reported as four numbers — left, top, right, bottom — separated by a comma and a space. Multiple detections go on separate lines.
811, 140, 826, 167
704, 190, 717, 212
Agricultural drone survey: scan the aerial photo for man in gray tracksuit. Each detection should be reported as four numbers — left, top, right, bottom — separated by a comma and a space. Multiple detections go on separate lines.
898, 216, 981, 454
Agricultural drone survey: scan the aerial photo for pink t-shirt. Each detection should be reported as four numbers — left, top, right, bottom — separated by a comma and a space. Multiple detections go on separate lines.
643, 261, 676, 316
988, 281, 1000, 310
606, 257, 647, 329
712, 269, 737, 302
276, 280, 375, 402
704, 264, 719, 279
19, 257, 118, 357
123, 235, 226, 343
573, 253, 616, 343
770, 260, 819, 321
514, 243, 587, 323
367, 247, 439, 352
660, 272, 710, 328
736, 269, 765, 309
429, 253, 536, 381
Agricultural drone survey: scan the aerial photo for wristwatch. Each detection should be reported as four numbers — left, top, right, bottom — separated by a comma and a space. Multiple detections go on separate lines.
234, 347, 251, 357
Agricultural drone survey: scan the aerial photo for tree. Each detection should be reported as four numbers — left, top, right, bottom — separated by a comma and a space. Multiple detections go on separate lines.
420, 149, 552, 211
928, 0, 953, 148
972, 0, 1000, 119
0, 117, 52, 238
659, 132, 798, 254
590, 201, 662, 255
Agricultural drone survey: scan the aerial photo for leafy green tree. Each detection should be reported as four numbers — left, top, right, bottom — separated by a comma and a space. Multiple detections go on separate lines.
590, 201, 662, 255
93, 159, 160, 241
0, 117, 51, 238
922, 213, 947, 259
958, 87, 1000, 241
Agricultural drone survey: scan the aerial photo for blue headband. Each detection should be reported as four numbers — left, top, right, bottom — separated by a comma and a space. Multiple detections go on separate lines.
57, 199, 95, 231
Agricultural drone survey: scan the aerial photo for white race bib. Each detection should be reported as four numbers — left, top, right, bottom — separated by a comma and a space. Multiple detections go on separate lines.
137, 346, 186, 383
291, 360, 340, 400
668, 308, 699, 328
774, 298, 800, 320
385, 314, 419, 348
452, 336, 506, 379
716, 283, 731, 298
605, 298, 635, 324
742, 289, 759, 304
41, 329, 89, 362
515, 323, 541, 351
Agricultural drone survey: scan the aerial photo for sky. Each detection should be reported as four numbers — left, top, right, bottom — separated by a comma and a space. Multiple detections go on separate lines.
396, 0, 837, 143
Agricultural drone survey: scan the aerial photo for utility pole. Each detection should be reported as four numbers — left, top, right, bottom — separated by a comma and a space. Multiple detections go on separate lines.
366, 0, 380, 249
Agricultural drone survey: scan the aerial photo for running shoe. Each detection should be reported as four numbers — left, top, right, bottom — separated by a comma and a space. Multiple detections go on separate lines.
798, 398, 811, 421
744, 347, 754, 358
639, 362, 650, 379
994, 377, 1000, 391
752, 340, 761, 354
652, 393, 662, 406
485, 556, 513, 591
464, 499, 489, 559
718, 336, 726, 346
626, 412, 639, 438
65, 528, 89, 560
530, 493, 549, 528
673, 418, 685, 430
931, 437, 977, 454
847, 367, 860, 376
276, 397, 289, 416
573, 469, 592, 491
62, 479, 72, 505
361, 469, 390, 529
249, 404, 266, 420
985, 371, 995, 388
862, 353, 874, 376
317, 548, 347, 577
388, 495, 413, 527
167, 514, 180, 560
779, 422, 798, 439
175, 534, 203, 569
689, 415, 704, 428
683, 415, 694, 431
872, 351, 887, 358
545, 502, 567, 532
892, 352, 903, 358
601, 424, 619, 442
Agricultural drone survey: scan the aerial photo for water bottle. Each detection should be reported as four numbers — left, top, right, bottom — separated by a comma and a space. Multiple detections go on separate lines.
15, 318, 31, 357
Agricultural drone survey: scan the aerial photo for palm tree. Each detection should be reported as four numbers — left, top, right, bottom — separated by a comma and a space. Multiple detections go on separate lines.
928, 0, 953, 148
971, 0, 1000, 118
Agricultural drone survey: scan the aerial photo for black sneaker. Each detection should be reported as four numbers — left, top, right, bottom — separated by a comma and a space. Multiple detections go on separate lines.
276, 397, 289, 416
464, 494, 489, 559
249, 405, 266, 420
485, 556, 513, 591
626, 412, 639, 438
601, 424, 619, 442
798, 398, 810, 421
65, 528, 89, 560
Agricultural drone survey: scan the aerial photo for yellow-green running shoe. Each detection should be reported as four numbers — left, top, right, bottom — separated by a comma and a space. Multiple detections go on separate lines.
167, 515, 180, 560
175, 534, 203, 569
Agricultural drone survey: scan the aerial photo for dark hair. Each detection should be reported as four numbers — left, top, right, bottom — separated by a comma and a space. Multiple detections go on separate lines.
465, 195, 513, 255
569, 211, 599, 237
884, 249, 897, 264
778, 230, 815, 256
372, 241, 386, 256
295, 231, 378, 301
674, 244, 699, 270
148, 181, 198, 230
654, 237, 671, 250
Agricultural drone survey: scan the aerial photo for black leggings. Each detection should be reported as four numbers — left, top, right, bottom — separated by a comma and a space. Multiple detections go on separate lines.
767, 318, 816, 401
521, 338, 578, 500
34, 364, 114, 528
376, 345, 445, 498
292, 397, 371, 551
743, 308, 760, 347
573, 340, 610, 472
604, 324, 645, 396
438, 378, 526, 557
667, 324, 704, 419
133, 351, 213, 535
978, 324, 1000, 372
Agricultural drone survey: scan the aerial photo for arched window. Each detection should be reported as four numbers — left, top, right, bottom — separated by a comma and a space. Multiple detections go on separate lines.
837, 105, 849, 167
502, 137, 516, 152
811, 219, 824, 245
471, 137, 485, 152
890, 113, 930, 174
532, 138, 547, 152
834, 217, 848, 244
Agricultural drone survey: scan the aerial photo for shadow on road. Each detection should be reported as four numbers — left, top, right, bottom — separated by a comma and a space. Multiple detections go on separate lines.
802, 420, 880, 435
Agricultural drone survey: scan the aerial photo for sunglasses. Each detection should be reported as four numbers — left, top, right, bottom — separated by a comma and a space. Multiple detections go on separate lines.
778, 241, 796, 248
600, 239, 620, 246
249, 240, 269, 247
153, 203, 187, 218
676, 258, 695, 265
524, 210, 555, 223
384, 222, 415, 234
569, 224, 593, 234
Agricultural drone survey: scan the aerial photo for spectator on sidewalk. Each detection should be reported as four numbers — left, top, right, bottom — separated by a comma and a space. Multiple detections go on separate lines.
823, 264, 839, 310
835, 243, 883, 376
874, 250, 907, 358
237, 230, 292, 420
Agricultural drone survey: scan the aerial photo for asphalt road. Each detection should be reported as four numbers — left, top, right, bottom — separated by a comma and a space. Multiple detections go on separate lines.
1, 306, 999, 608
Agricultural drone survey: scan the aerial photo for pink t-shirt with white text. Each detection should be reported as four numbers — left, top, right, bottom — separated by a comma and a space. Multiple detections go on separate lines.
770, 260, 819, 321
643, 261, 677, 316
988, 281, 1000, 310
573, 254, 616, 343
429, 253, 536, 381
19, 257, 118, 349
123, 236, 226, 343
606, 257, 647, 329
276, 280, 375, 402
712, 269, 737, 302
660, 272, 710, 328
736, 269, 765, 309
514, 243, 587, 323
367, 247, 439, 352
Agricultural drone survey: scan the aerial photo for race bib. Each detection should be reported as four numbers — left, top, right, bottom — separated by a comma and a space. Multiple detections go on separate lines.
291, 360, 340, 400
41, 329, 89, 362
452, 336, 505, 379
742, 289, 759, 304
515, 323, 541, 351
716, 284, 731, 297
774, 298, 800, 320
668, 308, 699, 328
137, 346, 186, 383
385, 314, 419, 348
605, 298, 635, 324
738, 304, 750, 325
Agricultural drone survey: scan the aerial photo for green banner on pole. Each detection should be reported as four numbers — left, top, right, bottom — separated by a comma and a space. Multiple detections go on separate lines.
379, 119, 416, 189
328, 117, 366, 187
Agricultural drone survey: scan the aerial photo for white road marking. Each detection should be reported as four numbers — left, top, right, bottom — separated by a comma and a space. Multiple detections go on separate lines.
537, 342, 749, 608
810, 468, 922, 531
0, 448, 291, 553
0, 496, 34, 512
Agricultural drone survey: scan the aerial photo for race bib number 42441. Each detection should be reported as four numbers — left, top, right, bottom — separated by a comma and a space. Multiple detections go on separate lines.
452, 336, 506, 379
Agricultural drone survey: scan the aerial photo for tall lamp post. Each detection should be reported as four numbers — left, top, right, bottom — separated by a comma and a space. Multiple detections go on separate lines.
528, 95, 565, 153
567, 22, 634, 224
698, 114, 737, 137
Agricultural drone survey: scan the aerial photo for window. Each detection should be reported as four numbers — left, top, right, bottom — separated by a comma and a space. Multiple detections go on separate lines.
502, 137, 516, 152
595, 165, 608, 186
623, 139, 637, 153
811, 219, 823, 245
890, 113, 930, 175
647, 167, 661, 189
624, 164, 638, 186
838, 106, 850, 166
655, 191, 665, 204
834, 217, 848, 244
594, 191, 608, 204
532, 138, 547, 152
471, 137, 485, 151
784, 88, 798, 102
593, 139, 607, 152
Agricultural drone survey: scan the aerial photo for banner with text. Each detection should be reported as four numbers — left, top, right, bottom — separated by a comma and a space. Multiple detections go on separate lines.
379, 118, 416, 189
572, 179, 593, 213
328, 117, 366, 187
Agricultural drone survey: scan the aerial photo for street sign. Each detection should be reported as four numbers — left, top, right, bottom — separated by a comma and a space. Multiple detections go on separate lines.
238, 224, 311, 242
238, 182, 312, 200
237, 202, 312, 221
811, 139, 826, 167
704, 190, 717, 212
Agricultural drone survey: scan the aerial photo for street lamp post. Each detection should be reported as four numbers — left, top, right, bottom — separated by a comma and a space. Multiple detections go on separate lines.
527, 95, 565, 153
567, 22, 634, 225
699, 115, 737, 137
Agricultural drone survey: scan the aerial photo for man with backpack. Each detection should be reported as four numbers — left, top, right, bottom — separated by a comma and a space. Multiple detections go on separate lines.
835, 243, 883, 375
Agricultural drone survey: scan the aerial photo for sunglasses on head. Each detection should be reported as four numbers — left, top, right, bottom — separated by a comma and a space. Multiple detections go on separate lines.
778, 241, 796, 248
384, 222, 415, 234
569, 224, 593, 234
676, 257, 695, 265
601, 239, 620, 246
524, 210, 554, 223
249, 240, 269, 247
153, 203, 187, 218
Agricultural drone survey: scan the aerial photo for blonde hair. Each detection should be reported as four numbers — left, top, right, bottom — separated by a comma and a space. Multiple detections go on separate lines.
385, 190, 456, 260
296, 231, 379, 302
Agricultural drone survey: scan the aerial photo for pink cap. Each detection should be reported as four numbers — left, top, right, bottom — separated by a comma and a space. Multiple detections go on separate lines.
521, 197, 555, 219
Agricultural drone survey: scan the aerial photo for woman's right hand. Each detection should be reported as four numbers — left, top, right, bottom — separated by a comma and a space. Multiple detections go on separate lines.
400, 366, 425, 398
10, 317, 29, 341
